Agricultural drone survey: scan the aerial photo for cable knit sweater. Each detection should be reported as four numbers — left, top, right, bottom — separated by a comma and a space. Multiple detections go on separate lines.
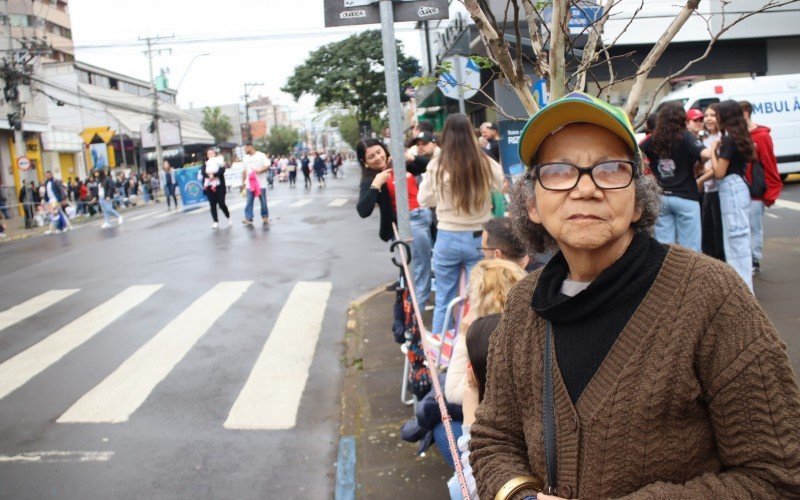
470, 245, 800, 499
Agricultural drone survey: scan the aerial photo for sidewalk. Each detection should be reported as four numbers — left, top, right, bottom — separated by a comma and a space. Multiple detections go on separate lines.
340, 287, 452, 499
0, 199, 171, 243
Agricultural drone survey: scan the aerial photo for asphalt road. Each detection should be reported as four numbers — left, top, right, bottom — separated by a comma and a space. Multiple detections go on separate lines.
0, 168, 798, 499
0, 163, 397, 499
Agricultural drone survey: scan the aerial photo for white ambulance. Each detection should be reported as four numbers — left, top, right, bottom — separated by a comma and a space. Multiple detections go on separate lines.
658, 74, 800, 179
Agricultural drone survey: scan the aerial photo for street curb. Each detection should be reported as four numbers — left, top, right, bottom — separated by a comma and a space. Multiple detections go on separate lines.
350, 281, 394, 308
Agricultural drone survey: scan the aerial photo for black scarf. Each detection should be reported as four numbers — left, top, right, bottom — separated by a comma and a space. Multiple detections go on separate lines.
532, 233, 668, 403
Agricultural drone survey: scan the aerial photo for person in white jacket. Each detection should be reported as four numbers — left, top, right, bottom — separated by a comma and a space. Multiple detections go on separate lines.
418, 114, 504, 335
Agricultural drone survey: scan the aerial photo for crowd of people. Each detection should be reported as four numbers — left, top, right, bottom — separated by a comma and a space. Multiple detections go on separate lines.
639, 98, 783, 291
0, 145, 350, 235
357, 94, 798, 499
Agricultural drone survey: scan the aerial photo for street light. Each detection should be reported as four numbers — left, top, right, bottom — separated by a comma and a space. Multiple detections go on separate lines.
175, 53, 210, 91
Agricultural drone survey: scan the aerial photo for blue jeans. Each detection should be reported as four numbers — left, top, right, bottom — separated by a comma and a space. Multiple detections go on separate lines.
719, 175, 753, 291
749, 200, 765, 262
432, 230, 483, 334
410, 208, 433, 307
433, 420, 464, 470
654, 195, 701, 252
245, 188, 268, 220
98, 198, 121, 224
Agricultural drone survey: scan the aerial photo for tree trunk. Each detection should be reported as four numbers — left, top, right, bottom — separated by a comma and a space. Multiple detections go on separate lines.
624, 0, 701, 119
548, 0, 569, 101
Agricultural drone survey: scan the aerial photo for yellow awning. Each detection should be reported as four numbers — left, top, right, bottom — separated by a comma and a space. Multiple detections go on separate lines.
80, 126, 115, 145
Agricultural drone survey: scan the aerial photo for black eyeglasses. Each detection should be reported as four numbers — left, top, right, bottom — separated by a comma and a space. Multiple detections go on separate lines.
530, 160, 637, 191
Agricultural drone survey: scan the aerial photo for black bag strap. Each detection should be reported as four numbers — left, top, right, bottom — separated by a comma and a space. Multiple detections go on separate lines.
543, 321, 558, 494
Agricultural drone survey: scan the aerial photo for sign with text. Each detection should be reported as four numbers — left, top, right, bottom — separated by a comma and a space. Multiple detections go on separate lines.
497, 120, 527, 183
324, 0, 448, 27
174, 166, 206, 210
542, 4, 603, 33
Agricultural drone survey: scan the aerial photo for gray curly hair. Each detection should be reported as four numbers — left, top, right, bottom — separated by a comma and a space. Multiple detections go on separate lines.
509, 155, 662, 254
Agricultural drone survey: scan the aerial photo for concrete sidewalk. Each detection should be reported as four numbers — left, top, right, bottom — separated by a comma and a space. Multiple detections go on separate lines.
340, 287, 453, 499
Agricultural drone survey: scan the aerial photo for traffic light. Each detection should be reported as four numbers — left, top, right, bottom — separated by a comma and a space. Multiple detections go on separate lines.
7, 111, 21, 130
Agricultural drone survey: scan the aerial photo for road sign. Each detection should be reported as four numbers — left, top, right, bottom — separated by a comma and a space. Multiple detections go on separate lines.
437, 56, 480, 101
543, 4, 603, 32
17, 156, 31, 171
324, 0, 448, 27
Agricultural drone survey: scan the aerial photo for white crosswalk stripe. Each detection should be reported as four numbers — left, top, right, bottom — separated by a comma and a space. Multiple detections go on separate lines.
774, 199, 800, 212
58, 281, 252, 423
0, 289, 79, 333
225, 281, 332, 430
766, 212, 780, 219
328, 198, 348, 207
0, 285, 162, 401
268, 200, 283, 207
289, 199, 312, 208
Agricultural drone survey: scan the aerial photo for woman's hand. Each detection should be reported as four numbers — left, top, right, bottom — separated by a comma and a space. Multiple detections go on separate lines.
371, 169, 392, 189
536, 493, 568, 500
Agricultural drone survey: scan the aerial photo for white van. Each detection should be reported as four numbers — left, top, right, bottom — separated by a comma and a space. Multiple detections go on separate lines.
658, 74, 800, 178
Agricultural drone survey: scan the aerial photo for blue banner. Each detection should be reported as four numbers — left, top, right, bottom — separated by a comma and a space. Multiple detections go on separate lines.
175, 166, 206, 209
497, 120, 527, 184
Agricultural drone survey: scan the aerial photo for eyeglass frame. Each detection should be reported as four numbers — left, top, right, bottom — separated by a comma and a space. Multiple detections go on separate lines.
526, 159, 639, 191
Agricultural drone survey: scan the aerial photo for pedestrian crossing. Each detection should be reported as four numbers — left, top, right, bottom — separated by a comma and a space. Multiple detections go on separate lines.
0, 281, 333, 431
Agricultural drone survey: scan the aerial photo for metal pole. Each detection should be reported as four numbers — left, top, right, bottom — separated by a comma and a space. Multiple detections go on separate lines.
145, 38, 165, 179
243, 83, 250, 143
454, 55, 466, 115
379, 0, 411, 242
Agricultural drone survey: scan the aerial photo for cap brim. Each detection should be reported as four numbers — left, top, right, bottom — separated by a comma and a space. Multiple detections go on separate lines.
519, 99, 637, 169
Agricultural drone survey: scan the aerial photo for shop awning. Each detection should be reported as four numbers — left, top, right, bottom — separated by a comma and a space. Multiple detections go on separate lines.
78, 83, 214, 146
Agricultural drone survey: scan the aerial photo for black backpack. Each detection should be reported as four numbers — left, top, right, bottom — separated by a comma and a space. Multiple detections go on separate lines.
748, 159, 767, 198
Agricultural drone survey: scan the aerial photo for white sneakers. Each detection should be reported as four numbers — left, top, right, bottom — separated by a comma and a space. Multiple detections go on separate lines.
118, 216, 123, 225
100, 223, 111, 229
211, 222, 219, 230
227, 217, 233, 227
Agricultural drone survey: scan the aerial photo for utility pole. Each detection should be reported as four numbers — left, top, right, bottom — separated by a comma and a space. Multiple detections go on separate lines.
378, 0, 411, 241
242, 82, 262, 143
1, 36, 50, 227
139, 34, 173, 178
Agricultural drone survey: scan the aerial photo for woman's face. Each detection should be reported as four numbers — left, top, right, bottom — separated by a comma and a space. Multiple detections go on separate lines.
704, 108, 718, 132
364, 145, 388, 171
527, 123, 641, 252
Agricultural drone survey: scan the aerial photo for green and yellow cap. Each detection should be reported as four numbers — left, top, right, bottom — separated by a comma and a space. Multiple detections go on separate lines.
518, 92, 638, 169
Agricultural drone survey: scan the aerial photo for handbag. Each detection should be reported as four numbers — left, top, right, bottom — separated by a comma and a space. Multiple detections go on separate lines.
748, 159, 767, 198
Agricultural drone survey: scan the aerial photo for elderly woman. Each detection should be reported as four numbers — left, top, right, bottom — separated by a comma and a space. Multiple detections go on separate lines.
469, 92, 800, 499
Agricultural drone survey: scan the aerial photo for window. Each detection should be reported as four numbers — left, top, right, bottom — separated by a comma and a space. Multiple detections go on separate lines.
76, 69, 90, 84
90, 74, 110, 88
9, 14, 30, 27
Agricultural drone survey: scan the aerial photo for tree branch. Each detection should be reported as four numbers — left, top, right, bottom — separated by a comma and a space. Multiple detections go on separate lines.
575, 0, 617, 91
624, 0, 701, 119
519, 0, 549, 78
461, 0, 540, 115
631, 0, 800, 127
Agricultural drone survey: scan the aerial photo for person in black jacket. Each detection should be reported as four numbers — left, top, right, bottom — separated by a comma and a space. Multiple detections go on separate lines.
356, 138, 433, 305
312, 152, 326, 188
201, 148, 230, 229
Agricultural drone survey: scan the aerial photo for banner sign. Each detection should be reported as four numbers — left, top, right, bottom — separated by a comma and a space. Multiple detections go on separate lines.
175, 166, 206, 209
497, 120, 527, 184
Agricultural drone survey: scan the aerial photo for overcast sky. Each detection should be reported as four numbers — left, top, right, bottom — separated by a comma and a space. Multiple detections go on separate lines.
68, 0, 436, 123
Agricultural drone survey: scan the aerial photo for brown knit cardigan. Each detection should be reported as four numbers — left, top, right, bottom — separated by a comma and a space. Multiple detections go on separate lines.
470, 246, 800, 499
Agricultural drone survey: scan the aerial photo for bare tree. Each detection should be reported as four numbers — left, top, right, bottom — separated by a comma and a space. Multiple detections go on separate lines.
456, 0, 800, 121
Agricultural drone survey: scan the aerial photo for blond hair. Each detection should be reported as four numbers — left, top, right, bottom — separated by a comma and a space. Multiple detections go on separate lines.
468, 259, 527, 318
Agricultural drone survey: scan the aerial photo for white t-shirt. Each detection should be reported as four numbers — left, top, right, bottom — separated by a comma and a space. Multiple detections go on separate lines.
243, 151, 269, 187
